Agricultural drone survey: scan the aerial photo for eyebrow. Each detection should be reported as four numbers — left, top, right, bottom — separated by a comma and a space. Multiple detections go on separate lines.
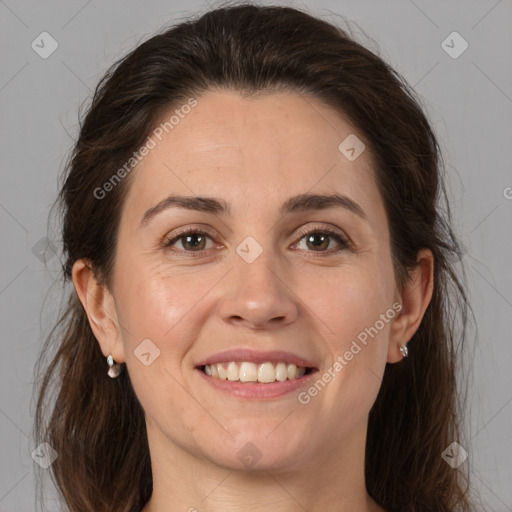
139, 192, 367, 227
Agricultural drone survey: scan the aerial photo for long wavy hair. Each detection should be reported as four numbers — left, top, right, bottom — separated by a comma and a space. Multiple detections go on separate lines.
33, 3, 478, 511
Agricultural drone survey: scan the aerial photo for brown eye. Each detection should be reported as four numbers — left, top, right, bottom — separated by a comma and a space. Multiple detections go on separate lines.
179, 233, 207, 251
304, 233, 330, 251
164, 230, 214, 252
295, 229, 350, 253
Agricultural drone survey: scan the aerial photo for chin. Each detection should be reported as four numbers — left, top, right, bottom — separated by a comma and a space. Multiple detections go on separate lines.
198, 428, 312, 473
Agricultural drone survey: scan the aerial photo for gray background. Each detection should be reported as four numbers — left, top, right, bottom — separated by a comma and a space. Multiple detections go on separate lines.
1, 0, 511, 510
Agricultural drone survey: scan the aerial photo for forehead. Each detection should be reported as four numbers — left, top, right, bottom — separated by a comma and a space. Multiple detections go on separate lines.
121, 90, 385, 226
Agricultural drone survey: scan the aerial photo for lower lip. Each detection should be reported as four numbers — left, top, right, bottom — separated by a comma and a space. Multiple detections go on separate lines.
196, 368, 317, 399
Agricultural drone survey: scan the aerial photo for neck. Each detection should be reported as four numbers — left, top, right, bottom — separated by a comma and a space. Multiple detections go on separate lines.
142, 419, 384, 512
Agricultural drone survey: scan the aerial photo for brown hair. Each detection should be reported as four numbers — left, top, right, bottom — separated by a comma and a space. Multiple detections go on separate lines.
33, 3, 477, 511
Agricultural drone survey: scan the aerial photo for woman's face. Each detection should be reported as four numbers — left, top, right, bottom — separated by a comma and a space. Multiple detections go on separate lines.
108, 90, 404, 472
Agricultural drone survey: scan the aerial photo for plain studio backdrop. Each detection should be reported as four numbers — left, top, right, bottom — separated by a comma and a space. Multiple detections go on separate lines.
0, 0, 511, 510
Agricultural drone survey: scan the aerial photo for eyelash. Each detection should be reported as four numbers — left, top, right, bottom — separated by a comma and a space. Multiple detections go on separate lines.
162, 224, 352, 258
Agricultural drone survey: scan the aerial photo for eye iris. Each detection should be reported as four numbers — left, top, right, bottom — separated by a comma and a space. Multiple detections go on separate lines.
173, 230, 340, 253
183, 233, 206, 251
306, 233, 329, 251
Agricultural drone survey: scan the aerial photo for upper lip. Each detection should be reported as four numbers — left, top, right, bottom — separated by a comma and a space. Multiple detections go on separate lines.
195, 348, 318, 369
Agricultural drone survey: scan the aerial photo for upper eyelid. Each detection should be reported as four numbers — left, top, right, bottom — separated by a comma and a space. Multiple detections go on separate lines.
164, 223, 347, 241
164, 224, 351, 250
293, 227, 352, 251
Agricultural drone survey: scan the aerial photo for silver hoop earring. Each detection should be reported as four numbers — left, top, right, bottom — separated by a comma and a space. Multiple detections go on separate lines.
399, 343, 408, 358
107, 354, 121, 378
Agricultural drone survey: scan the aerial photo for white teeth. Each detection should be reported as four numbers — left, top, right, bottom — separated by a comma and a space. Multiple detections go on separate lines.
258, 362, 275, 383
227, 362, 239, 381
202, 361, 310, 383
239, 362, 258, 382
275, 362, 288, 382
217, 364, 228, 380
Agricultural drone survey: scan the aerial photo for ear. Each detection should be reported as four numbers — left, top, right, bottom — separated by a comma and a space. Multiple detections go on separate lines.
387, 248, 434, 363
71, 259, 126, 363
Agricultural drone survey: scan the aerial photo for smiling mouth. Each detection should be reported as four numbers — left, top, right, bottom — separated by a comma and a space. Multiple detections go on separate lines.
198, 361, 316, 384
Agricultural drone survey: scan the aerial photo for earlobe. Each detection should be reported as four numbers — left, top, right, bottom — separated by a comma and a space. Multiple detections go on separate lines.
387, 248, 434, 363
71, 259, 125, 364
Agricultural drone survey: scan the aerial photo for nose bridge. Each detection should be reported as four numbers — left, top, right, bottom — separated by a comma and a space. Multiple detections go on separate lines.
218, 234, 298, 329
238, 239, 281, 296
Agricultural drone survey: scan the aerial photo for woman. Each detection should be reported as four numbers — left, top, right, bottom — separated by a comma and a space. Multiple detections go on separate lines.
33, 4, 477, 511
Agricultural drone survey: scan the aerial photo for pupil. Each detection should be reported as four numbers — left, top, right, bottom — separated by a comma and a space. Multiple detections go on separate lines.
186, 234, 204, 250
308, 234, 328, 250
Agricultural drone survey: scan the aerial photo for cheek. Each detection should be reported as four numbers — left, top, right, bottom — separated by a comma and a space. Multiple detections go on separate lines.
301, 259, 394, 414
303, 260, 394, 350
112, 262, 213, 424
116, 264, 205, 346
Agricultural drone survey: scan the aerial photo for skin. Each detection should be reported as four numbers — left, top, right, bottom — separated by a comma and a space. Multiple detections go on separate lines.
73, 90, 433, 512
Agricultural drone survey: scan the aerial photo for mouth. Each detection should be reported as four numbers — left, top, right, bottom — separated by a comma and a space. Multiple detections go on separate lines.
197, 361, 316, 384
194, 349, 319, 399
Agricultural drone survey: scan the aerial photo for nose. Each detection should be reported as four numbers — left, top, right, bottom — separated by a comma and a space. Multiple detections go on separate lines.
218, 247, 299, 331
